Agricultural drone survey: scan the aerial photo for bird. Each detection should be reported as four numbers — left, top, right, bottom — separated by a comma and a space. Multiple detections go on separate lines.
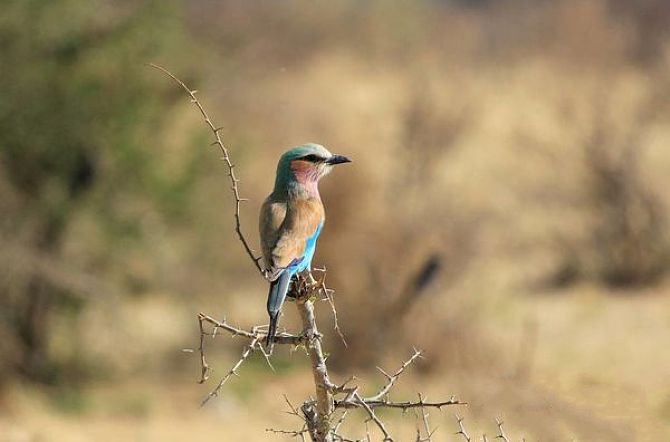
259, 143, 351, 346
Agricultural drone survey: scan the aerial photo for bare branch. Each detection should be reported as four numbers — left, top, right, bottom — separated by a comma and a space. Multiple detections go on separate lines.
314, 267, 347, 348
417, 393, 435, 442
200, 337, 258, 407
331, 436, 356, 442
335, 397, 463, 410
283, 394, 306, 420
332, 375, 357, 395
495, 419, 510, 442
198, 314, 210, 383
297, 296, 335, 441
296, 340, 462, 440
455, 415, 471, 442
149, 63, 263, 275
366, 349, 423, 402
256, 340, 276, 372
354, 391, 393, 442
331, 436, 357, 442
194, 272, 464, 439
332, 410, 349, 435
199, 312, 310, 346
266, 427, 309, 440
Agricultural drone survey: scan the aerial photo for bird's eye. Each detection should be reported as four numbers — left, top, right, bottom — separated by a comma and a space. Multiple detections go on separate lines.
302, 154, 322, 162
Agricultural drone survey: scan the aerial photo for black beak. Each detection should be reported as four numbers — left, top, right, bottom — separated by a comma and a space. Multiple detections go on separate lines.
326, 154, 352, 165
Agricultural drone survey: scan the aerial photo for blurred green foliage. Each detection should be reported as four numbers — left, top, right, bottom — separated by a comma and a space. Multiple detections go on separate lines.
0, 0, 196, 383
0, 0, 192, 224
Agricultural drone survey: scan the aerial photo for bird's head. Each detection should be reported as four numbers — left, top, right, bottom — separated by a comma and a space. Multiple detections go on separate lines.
274, 143, 351, 197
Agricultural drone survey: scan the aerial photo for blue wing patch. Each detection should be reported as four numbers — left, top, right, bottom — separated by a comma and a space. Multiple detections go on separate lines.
292, 221, 323, 273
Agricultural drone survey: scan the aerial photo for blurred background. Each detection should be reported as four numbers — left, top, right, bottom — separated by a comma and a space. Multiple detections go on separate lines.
2, 0, 670, 440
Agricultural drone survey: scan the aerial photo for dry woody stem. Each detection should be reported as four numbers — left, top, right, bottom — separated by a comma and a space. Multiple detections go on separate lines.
297, 297, 335, 441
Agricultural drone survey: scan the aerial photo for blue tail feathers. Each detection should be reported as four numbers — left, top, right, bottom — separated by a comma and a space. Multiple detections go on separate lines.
266, 270, 292, 346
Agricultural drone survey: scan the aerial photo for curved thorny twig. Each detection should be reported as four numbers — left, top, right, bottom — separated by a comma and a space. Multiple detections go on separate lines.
149, 62, 264, 276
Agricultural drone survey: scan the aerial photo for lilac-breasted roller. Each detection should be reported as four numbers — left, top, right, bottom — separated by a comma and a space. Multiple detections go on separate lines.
259, 143, 351, 346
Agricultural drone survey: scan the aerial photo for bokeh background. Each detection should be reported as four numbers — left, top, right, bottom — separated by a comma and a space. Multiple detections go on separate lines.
2, 0, 670, 440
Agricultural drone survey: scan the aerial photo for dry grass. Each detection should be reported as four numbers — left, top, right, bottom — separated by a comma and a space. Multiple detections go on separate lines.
3, 279, 670, 441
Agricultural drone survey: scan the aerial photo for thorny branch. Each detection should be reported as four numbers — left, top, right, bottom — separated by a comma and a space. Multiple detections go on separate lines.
495, 419, 510, 442
416, 393, 436, 442
314, 267, 347, 348
199, 313, 313, 346
197, 315, 210, 383
297, 294, 336, 441
300, 342, 463, 441
455, 415, 471, 442
266, 427, 309, 441
200, 336, 259, 407
196, 313, 312, 405
334, 398, 463, 411
353, 391, 393, 442
368, 349, 423, 402
149, 63, 264, 276
196, 284, 464, 441
453, 416, 518, 442
152, 65, 469, 441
